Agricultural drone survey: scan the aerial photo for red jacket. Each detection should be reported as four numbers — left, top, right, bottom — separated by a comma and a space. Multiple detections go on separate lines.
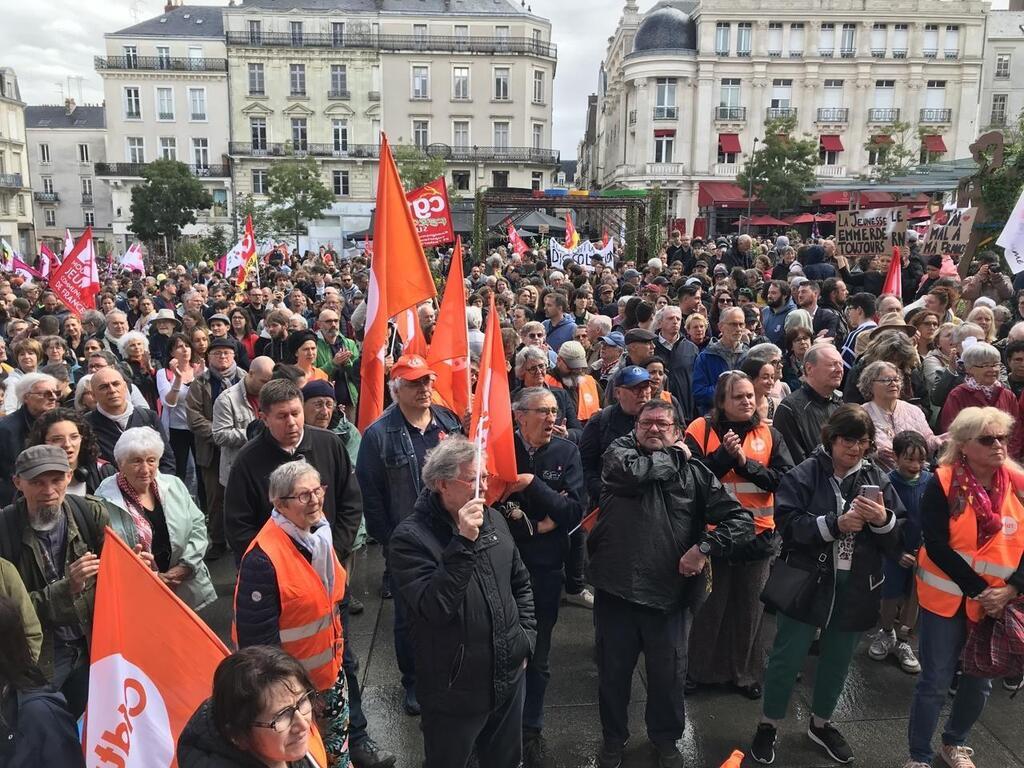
939, 384, 1023, 458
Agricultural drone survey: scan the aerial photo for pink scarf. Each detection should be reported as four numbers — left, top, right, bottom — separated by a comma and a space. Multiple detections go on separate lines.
949, 456, 1006, 547
116, 473, 161, 552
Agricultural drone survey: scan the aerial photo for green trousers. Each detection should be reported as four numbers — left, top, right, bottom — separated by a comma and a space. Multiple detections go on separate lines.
762, 571, 862, 721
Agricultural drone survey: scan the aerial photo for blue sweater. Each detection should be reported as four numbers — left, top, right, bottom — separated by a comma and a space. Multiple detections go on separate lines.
887, 468, 932, 552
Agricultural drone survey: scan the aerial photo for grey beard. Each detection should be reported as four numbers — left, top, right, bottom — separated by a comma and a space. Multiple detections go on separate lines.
29, 505, 63, 532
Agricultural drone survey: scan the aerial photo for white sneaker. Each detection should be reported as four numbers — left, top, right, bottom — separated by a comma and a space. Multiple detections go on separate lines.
894, 641, 922, 674
940, 744, 976, 768
869, 628, 897, 660
564, 588, 595, 608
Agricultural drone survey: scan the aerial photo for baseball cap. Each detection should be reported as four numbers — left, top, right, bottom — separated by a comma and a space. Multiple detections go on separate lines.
15, 445, 71, 479
615, 366, 652, 388
623, 269, 641, 279
391, 354, 437, 381
599, 331, 625, 348
624, 328, 656, 344
557, 340, 588, 369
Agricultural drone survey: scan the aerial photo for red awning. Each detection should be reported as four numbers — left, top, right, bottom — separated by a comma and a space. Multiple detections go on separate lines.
719, 133, 742, 153
820, 135, 845, 152
747, 215, 791, 227
654, 128, 676, 137
871, 134, 893, 145
907, 207, 932, 220
923, 134, 947, 153
698, 181, 750, 209
788, 213, 817, 224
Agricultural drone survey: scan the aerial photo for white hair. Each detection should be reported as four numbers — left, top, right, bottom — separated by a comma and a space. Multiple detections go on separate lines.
74, 374, 93, 410
15, 372, 58, 401
466, 306, 483, 330
268, 458, 321, 503
117, 331, 149, 356
421, 435, 477, 492
113, 426, 166, 466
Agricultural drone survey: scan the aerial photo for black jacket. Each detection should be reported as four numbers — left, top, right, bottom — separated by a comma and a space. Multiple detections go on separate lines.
389, 490, 536, 716
0, 406, 37, 506
0, 686, 85, 768
85, 406, 177, 475
588, 434, 754, 611
224, 426, 362, 561
773, 448, 904, 630
253, 335, 289, 364
654, 336, 699, 425
508, 433, 585, 572
177, 699, 310, 768
772, 383, 843, 465
510, 385, 582, 443
579, 403, 639, 508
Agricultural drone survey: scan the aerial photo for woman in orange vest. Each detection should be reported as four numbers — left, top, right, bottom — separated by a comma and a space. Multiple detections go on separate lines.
233, 460, 350, 768
684, 371, 794, 700
906, 407, 1024, 768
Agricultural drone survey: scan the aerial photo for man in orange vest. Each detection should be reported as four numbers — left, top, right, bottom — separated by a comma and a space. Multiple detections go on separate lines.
547, 341, 602, 424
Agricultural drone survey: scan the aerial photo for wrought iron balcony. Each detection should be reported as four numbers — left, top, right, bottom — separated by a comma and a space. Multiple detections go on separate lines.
892, 49, 907, 58
653, 106, 678, 120
920, 108, 952, 123
81, 194, 93, 205
840, 48, 856, 58
766, 107, 797, 120
715, 106, 746, 121
923, 49, 938, 58
95, 163, 229, 178
868, 108, 900, 122
431, 145, 560, 165
225, 31, 557, 58
327, 89, 350, 99
230, 142, 380, 159
944, 49, 959, 59
94, 55, 227, 72
0, 173, 23, 189
34, 191, 59, 203
871, 49, 886, 58
817, 107, 849, 123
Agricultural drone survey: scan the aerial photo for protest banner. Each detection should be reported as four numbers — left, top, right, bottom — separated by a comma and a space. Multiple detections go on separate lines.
836, 207, 908, 258
406, 175, 455, 248
49, 228, 100, 316
921, 208, 978, 259
998, 187, 1024, 275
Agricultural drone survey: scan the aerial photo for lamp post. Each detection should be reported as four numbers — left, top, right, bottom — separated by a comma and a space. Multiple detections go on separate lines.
745, 136, 759, 235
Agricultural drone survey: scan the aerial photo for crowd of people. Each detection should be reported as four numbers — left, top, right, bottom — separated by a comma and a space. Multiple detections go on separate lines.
0, 226, 1022, 768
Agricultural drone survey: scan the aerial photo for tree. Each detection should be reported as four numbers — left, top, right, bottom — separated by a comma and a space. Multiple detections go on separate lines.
736, 116, 818, 217
129, 159, 213, 259
976, 112, 1024, 229
198, 225, 229, 261
393, 144, 447, 191
473, 186, 488, 258
646, 187, 665, 259
862, 120, 916, 182
266, 158, 334, 250
624, 204, 639, 264
235, 195, 276, 242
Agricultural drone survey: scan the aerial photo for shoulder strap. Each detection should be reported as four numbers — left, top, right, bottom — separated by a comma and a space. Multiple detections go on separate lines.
66, 495, 105, 556
0, 504, 23, 564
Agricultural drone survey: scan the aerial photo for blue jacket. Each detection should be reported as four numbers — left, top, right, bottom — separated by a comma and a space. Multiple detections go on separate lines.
762, 299, 796, 347
543, 315, 576, 353
887, 468, 932, 552
692, 340, 748, 415
356, 403, 462, 543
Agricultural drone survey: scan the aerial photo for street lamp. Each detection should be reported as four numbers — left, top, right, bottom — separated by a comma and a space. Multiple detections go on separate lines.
745, 136, 760, 235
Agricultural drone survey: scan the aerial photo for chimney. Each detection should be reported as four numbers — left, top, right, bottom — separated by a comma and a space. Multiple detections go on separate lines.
65, 98, 76, 116
165, 0, 176, 12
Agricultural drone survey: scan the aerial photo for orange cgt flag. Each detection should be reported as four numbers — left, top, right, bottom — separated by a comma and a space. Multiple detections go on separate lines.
358, 133, 437, 430
469, 294, 518, 504
882, 244, 903, 300
565, 211, 579, 250
427, 237, 471, 418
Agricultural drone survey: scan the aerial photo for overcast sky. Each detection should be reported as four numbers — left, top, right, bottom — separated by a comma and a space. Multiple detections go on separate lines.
4, 0, 1008, 160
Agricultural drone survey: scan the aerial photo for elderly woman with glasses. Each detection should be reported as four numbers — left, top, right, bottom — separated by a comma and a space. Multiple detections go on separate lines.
859, 361, 943, 472
233, 459, 349, 767
96, 427, 216, 612
513, 346, 581, 442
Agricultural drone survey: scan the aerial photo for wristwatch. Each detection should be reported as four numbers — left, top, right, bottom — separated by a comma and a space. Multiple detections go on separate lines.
698, 541, 712, 556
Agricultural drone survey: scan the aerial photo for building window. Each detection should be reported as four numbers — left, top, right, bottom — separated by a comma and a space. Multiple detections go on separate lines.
532, 123, 543, 149
996, 54, 1011, 79
492, 170, 509, 188
654, 78, 677, 118
251, 118, 267, 151
333, 120, 349, 152
123, 45, 138, 68
332, 22, 345, 46
496, 25, 510, 42
494, 67, 510, 100
81, 177, 93, 197
248, 63, 265, 95
455, 24, 469, 39
289, 64, 306, 96
788, 23, 805, 55
413, 120, 429, 149
819, 23, 835, 56
531, 171, 543, 190
944, 25, 960, 57
736, 22, 752, 56
718, 148, 738, 164
290, 21, 303, 46
533, 70, 545, 104
84, 210, 94, 227
654, 134, 674, 163
332, 170, 350, 196
767, 22, 783, 55
453, 67, 470, 100
413, 23, 427, 41
159, 137, 177, 160
157, 87, 174, 120
493, 121, 510, 149
874, 80, 895, 108
819, 148, 840, 166
452, 171, 470, 191
124, 87, 141, 119
892, 24, 908, 56
39, 144, 50, 163
871, 23, 886, 56
412, 66, 429, 99
193, 138, 209, 168
923, 24, 939, 57
45, 209, 56, 226
42, 177, 53, 194
156, 46, 171, 68
291, 118, 308, 151
992, 94, 1008, 126
331, 65, 348, 95
770, 79, 793, 109
127, 137, 145, 163
925, 80, 946, 110
252, 169, 268, 194
840, 23, 856, 56
248, 20, 262, 44
453, 120, 470, 148
868, 144, 888, 165
78, 143, 90, 163
715, 22, 730, 55
189, 88, 207, 120
720, 78, 740, 107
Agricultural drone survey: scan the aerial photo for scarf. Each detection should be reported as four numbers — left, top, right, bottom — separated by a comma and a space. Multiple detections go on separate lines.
271, 509, 335, 596
948, 455, 1006, 548
963, 375, 1001, 402
97, 399, 135, 430
116, 472, 157, 551
209, 364, 238, 402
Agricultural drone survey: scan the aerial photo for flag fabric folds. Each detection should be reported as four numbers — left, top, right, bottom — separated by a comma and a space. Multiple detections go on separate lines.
507, 223, 529, 256
234, 216, 259, 287
428, 237, 471, 418
49, 227, 100, 316
121, 241, 145, 272
882, 245, 903, 299
565, 211, 579, 250
39, 243, 60, 278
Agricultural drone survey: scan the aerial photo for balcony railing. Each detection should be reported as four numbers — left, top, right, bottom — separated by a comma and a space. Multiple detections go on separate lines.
442, 145, 560, 164
766, 107, 797, 120
716, 106, 746, 121
229, 141, 559, 165
0, 173, 23, 189
225, 31, 557, 58
714, 163, 740, 177
327, 89, 350, 99
768, 50, 782, 57
920, 108, 952, 123
230, 142, 379, 158
95, 163, 229, 178
840, 48, 856, 58
653, 106, 678, 120
94, 55, 228, 72
817, 107, 849, 123
816, 165, 847, 178
81, 194, 93, 205
871, 48, 885, 58
868, 107, 900, 122
34, 191, 59, 203
645, 162, 685, 176
923, 49, 938, 58
944, 49, 959, 59
819, 49, 834, 57
892, 48, 907, 58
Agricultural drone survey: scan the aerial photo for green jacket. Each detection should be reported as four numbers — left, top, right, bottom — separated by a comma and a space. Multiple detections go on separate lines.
315, 331, 360, 406
0, 556, 42, 660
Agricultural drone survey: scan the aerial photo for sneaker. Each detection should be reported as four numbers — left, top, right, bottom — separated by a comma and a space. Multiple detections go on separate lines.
654, 743, 684, 768
939, 744, 976, 768
564, 588, 595, 608
349, 738, 397, 768
349, 595, 364, 615
807, 719, 854, 764
869, 628, 897, 661
750, 722, 777, 765
1003, 674, 1023, 691
894, 641, 921, 674
523, 730, 549, 768
597, 740, 625, 768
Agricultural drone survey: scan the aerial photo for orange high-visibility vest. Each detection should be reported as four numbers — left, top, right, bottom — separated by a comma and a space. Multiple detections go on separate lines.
234, 519, 347, 691
917, 465, 1024, 622
685, 418, 776, 534
544, 374, 601, 422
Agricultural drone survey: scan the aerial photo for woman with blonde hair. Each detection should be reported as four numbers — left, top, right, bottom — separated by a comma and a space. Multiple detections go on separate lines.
905, 407, 1024, 768
965, 306, 996, 344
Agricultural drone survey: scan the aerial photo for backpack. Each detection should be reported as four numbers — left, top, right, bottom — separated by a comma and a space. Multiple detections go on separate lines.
0, 495, 106, 566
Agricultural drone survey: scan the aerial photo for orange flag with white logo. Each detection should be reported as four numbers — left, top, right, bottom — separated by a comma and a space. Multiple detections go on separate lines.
427, 237, 471, 418
84, 529, 328, 767
469, 294, 518, 504
235, 215, 259, 288
358, 133, 437, 430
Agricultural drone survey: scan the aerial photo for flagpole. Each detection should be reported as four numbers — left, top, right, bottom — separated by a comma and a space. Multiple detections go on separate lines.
473, 421, 485, 499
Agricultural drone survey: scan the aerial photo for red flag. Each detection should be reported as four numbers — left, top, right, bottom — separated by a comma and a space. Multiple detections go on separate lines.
49, 227, 99, 316
428, 237, 471, 417
882, 245, 903, 299
469, 294, 518, 504
601, 228, 610, 249
235, 216, 259, 287
565, 211, 579, 250
39, 243, 59, 278
406, 175, 455, 247
573, 507, 600, 534
507, 223, 528, 256
358, 134, 438, 430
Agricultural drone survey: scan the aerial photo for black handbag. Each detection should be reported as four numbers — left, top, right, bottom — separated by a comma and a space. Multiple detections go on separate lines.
760, 551, 831, 625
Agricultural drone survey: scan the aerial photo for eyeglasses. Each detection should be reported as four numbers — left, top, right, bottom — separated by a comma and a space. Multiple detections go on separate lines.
27, 390, 61, 400
874, 377, 902, 385
523, 407, 560, 416
251, 690, 316, 733
280, 485, 327, 505
975, 434, 1009, 447
969, 362, 1000, 370
837, 436, 871, 448
524, 365, 547, 375
452, 473, 491, 486
637, 419, 677, 431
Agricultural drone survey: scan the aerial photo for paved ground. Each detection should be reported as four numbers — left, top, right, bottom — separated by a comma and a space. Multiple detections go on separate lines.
204, 543, 1024, 768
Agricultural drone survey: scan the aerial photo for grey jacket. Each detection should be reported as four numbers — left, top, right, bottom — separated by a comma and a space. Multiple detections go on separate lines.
211, 378, 257, 486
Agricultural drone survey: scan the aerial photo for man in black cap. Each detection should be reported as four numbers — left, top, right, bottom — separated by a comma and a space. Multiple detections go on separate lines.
207, 312, 250, 368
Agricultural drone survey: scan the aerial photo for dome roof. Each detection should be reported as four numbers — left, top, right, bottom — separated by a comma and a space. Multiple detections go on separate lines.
633, 0, 698, 52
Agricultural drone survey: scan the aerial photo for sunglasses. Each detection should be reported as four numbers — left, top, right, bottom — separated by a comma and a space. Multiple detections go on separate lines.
975, 434, 1009, 447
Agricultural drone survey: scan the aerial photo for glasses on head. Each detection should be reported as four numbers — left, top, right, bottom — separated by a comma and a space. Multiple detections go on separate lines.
637, 419, 677, 431
975, 434, 1009, 447
251, 690, 316, 733
280, 485, 327, 505
836, 436, 871, 449
874, 377, 902, 385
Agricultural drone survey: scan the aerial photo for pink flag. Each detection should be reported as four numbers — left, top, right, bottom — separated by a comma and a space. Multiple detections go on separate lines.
507, 223, 528, 256
63, 228, 75, 260
11, 257, 41, 284
39, 243, 59, 278
50, 227, 100, 316
121, 241, 145, 273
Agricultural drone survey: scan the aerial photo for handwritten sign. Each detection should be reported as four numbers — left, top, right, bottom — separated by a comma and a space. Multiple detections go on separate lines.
921, 208, 977, 259
836, 207, 908, 258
